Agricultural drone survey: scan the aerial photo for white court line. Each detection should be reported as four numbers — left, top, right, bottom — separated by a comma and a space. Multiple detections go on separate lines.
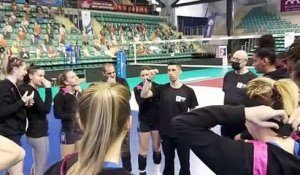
130, 85, 223, 175
130, 62, 255, 69
182, 77, 211, 82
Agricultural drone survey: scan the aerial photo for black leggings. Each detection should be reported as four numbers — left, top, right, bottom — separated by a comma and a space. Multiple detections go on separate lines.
161, 135, 190, 175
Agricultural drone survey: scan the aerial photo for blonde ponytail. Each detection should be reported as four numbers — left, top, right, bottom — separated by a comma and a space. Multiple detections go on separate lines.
247, 77, 299, 117
247, 77, 275, 98
57, 70, 71, 87
67, 83, 130, 175
273, 79, 299, 116
1, 56, 9, 79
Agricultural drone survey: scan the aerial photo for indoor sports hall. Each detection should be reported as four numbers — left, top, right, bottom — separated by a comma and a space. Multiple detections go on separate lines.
1, 0, 300, 175
19, 67, 228, 175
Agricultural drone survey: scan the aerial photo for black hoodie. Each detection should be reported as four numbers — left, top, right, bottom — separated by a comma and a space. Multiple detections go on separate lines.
172, 105, 300, 175
19, 84, 52, 138
53, 88, 79, 130
264, 68, 290, 80
0, 79, 26, 137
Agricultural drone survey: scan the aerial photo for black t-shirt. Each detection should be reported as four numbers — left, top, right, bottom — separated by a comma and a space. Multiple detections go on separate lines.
222, 70, 256, 138
98, 77, 131, 97
134, 82, 159, 124
155, 83, 198, 136
223, 70, 257, 105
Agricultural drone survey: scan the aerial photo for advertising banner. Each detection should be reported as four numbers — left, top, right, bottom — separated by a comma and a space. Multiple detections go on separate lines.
81, 10, 93, 35
2, 0, 25, 3
36, 0, 63, 7
281, 0, 300, 12
78, 0, 152, 14
79, 0, 116, 11
284, 32, 295, 50
216, 46, 228, 67
115, 3, 151, 14
204, 15, 216, 38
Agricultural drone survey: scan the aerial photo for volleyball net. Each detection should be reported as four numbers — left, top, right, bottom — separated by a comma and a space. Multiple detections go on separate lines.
129, 32, 300, 69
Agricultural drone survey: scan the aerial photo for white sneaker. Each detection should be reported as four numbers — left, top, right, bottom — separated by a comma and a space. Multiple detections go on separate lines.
139, 169, 146, 175
153, 164, 162, 175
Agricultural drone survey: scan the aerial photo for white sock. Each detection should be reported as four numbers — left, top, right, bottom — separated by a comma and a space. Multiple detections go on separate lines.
153, 164, 161, 175
139, 169, 146, 175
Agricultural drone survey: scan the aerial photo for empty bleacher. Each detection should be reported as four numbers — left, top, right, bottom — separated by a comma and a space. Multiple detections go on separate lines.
237, 7, 300, 34
237, 7, 299, 57
0, 2, 205, 79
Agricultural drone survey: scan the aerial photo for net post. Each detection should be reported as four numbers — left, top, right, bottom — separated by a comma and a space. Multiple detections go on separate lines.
133, 42, 137, 64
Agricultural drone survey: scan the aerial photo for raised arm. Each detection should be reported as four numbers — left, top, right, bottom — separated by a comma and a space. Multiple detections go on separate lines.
141, 69, 158, 98
172, 105, 284, 174
140, 79, 153, 98
134, 86, 144, 106
34, 88, 52, 114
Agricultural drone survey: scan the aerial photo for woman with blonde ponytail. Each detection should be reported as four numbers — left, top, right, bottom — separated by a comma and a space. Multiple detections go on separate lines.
45, 83, 132, 175
53, 70, 82, 158
172, 77, 300, 175
0, 54, 9, 80
246, 77, 299, 116
0, 55, 34, 175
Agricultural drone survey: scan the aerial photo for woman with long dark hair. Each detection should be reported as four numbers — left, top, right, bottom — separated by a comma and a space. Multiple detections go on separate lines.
19, 64, 52, 175
134, 67, 161, 175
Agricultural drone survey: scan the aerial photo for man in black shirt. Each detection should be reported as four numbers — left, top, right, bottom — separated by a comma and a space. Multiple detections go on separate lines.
222, 50, 256, 139
141, 62, 198, 175
253, 47, 289, 80
102, 63, 131, 95
101, 63, 132, 172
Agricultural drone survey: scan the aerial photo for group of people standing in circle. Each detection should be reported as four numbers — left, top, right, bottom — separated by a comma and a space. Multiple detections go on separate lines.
1, 34, 300, 175
0, 57, 131, 174
0, 55, 83, 175
0, 54, 198, 175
